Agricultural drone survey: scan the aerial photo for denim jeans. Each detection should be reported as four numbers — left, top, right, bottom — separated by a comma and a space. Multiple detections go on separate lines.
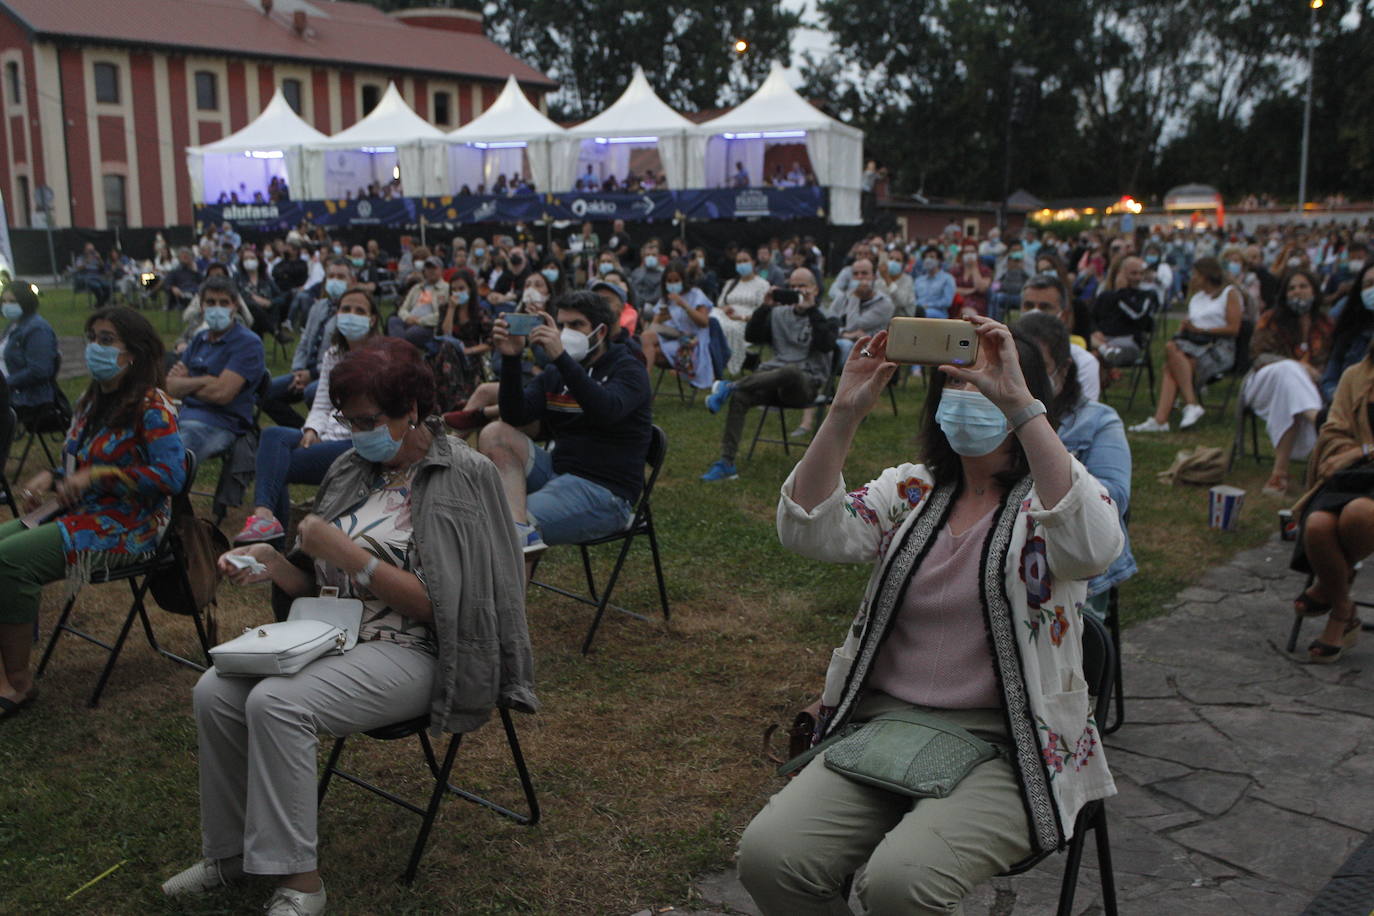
260, 373, 317, 429
524, 442, 633, 545
179, 419, 238, 463
252, 427, 353, 522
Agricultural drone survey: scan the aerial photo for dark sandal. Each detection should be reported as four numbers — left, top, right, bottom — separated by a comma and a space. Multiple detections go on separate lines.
0, 690, 37, 720
1294, 590, 1333, 618
1308, 617, 1361, 664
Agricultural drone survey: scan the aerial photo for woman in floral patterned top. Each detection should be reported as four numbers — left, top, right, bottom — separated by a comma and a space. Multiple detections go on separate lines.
738, 317, 1122, 914
1, 307, 184, 719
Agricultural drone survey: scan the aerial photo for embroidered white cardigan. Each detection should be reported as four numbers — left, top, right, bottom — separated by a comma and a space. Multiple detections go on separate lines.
776, 457, 1123, 850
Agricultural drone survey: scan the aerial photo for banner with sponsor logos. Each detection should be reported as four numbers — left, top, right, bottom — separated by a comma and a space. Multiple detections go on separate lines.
195, 187, 826, 230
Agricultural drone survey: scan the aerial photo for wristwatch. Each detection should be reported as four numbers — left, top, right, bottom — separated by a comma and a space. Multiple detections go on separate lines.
354, 556, 381, 588
1007, 399, 1048, 430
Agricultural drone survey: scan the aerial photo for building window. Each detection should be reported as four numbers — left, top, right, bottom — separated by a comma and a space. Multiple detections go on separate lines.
16, 175, 29, 228
195, 71, 218, 111
282, 78, 302, 115
361, 84, 381, 115
433, 90, 451, 126
93, 62, 119, 104
103, 174, 127, 228
5, 61, 18, 106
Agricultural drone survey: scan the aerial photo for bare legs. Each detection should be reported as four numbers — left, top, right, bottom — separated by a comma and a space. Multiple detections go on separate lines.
641, 329, 662, 374
1302, 498, 1374, 649
1151, 341, 1198, 425
1268, 409, 1320, 491
476, 421, 530, 522
0, 622, 35, 705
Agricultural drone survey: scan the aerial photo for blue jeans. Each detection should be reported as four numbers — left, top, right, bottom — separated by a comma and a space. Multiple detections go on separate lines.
179, 419, 237, 463
252, 426, 353, 522
524, 442, 633, 545
261, 373, 318, 429
836, 337, 857, 364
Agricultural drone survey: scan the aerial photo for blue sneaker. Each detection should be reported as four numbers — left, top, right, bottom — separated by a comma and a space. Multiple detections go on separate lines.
706, 380, 735, 414
514, 521, 547, 554
700, 459, 739, 482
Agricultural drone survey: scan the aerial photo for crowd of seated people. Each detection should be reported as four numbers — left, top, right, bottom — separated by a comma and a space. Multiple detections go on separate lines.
214, 175, 291, 205
573, 165, 666, 193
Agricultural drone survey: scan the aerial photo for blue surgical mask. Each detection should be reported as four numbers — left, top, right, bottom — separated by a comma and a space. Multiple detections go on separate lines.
665, 281, 683, 295
935, 389, 1009, 457
598, 261, 614, 275
352, 423, 404, 463
472, 247, 486, 259
325, 278, 348, 299
1227, 261, 1242, 276
85, 341, 126, 382
644, 256, 658, 270
1289, 296, 1313, 315
541, 268, 560, 284
887, 259, 903, 275
335, 312, 371, 341
736, 262, 754, 277
923, 257, 939, 273
1362, 286, 1374, 311
203, 305, 233, 332
1145, 254, 1160, 265
1, 302, 20, 321
456, 291, 471, 305
350, 256, 366, 268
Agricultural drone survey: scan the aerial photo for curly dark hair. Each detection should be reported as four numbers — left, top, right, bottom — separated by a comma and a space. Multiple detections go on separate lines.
77, 306, 167, 430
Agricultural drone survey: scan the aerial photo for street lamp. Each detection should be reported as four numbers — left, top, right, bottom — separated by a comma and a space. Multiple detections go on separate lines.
1298, 0, 1322, 213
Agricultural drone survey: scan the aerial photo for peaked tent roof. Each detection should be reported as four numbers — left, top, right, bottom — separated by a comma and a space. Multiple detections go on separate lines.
565, 66, 694, 137
0, 0, 555, 88
314, 82, 445, 147
699, 62, 860, 136
190, 89, 327, 154
445, 75, 564, 142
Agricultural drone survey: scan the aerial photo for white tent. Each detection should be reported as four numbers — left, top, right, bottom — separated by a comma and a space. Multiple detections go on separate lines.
558, 66, 694, 191
186, 89, 326, 204
693, 62, 865, 224
437, 75, 565, 194
302, 82, 445, 199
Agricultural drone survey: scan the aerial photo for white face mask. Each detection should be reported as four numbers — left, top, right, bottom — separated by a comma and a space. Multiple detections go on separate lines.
560, 324, 604, 362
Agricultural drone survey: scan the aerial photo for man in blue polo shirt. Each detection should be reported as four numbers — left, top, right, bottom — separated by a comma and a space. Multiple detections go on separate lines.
165, 276, 265, 461
912, 245, 956, 318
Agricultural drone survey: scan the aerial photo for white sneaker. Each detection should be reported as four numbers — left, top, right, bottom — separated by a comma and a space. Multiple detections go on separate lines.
161, 857, 242, 896
1128, 417, 1170, 433
265, 884, 327, 916
1180, 404, 1206, 429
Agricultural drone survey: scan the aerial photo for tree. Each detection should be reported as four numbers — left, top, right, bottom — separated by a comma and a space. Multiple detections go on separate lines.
481, 1, 801, 118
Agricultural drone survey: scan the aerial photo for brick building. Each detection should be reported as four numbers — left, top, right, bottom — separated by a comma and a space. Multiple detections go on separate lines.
0, 0, 554, 230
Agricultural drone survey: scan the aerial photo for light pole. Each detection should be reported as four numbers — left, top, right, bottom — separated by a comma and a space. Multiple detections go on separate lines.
1298, 0, 1322, 213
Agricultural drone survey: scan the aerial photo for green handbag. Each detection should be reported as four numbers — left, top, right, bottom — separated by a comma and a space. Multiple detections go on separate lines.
777, 707, 1000, 799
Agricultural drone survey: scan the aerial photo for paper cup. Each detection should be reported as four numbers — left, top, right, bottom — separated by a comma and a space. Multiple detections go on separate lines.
1277, 509, 1298, 542
1208, 485, 1246, 532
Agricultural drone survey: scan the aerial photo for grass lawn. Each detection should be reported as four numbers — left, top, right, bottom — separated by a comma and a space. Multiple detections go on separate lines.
2, 287, 1282, 913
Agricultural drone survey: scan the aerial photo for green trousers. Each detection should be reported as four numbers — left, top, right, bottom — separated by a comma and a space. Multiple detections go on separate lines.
0, 518, 67, 625
737, 692, 1034, 915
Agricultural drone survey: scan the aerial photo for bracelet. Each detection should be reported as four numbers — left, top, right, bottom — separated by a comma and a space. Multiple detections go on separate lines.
354, 556, 380, 588
1007, 399, 1048, 430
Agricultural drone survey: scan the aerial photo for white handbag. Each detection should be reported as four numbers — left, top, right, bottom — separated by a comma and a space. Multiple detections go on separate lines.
209, 587, 365, 677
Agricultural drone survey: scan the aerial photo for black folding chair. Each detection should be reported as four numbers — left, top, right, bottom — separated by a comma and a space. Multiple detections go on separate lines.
529, 425, 669, 654
317, 706, 540, 884
1199, 318, 1254, 418
15, 355, 70, 475
1, 406, 18, 516
840, 615, 1118, 915
1100, 586, 1125, 735
652, 364, 699, 405
35, 450, 213, 707
1122, 325, 1157, 413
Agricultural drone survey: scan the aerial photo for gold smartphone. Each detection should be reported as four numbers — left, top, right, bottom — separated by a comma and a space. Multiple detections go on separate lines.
883, 317, 980, 366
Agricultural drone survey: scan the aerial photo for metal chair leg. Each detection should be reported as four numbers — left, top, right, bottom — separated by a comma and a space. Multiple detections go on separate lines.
778, 406, 790, 456
88, 594, 145, 707
1095, 805, 1119, 916
403, 733, 462, 884
35, 592, 80, 678
317, 736, 348, 804
1102, 589, 1125, 735
746, 407, 771, 461
644, 508, 670, 621
1287, 614, 1304, 654
1055, 810, 1089, 916
582, 534, 638, 655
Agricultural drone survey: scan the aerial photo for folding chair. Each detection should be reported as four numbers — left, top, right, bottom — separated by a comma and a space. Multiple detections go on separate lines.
1228, 400, 1265, 472
317, 706, 540, 884
841, 615, 1118, 914
745, 347, 847, 460
1, 406, 18, 516
14, 355, 69, 475
34, 450, 213, 707
1199, 318, 1254, 418
529, 425, 669, 654
1122, 326, 1157, 413
652, 364, 699, 405
1100, 586, 1125, 735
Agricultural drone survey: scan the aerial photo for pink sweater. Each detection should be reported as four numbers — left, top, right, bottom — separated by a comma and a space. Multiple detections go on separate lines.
867, 507, 1001, 709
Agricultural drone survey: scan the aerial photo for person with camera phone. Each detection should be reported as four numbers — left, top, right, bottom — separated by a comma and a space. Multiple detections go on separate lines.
701, 269, 836, 481
736, 316, 1122, 913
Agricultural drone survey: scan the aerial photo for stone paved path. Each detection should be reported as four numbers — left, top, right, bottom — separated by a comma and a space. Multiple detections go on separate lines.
636, 535, 1374, 915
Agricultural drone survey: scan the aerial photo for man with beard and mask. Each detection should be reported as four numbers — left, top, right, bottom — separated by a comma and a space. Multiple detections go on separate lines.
1091, 255, 1159, 368
629, 238, 665, 308
165, 276, 264, 462
478, 290, 652, 554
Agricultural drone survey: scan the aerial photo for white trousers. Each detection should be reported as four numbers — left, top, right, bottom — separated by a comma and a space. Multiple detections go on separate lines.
1242, 359, 1323, 459
712, 309, 750, 376
194, 641, 436, 874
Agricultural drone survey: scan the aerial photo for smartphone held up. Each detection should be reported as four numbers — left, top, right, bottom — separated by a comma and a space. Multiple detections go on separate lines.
883, 317, 980, 366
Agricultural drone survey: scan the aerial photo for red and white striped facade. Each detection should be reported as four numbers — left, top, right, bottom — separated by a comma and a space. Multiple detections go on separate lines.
0, 4, 553, 230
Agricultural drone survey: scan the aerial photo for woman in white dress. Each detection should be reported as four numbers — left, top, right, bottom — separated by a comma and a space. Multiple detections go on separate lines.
712, 249, 771, 376
641, 260, 716, 391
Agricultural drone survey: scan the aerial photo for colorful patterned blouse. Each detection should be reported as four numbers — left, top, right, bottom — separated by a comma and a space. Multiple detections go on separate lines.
57, 387, 186, 566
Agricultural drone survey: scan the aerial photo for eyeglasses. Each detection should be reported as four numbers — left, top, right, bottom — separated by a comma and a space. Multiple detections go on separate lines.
331, 410, 387, 432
